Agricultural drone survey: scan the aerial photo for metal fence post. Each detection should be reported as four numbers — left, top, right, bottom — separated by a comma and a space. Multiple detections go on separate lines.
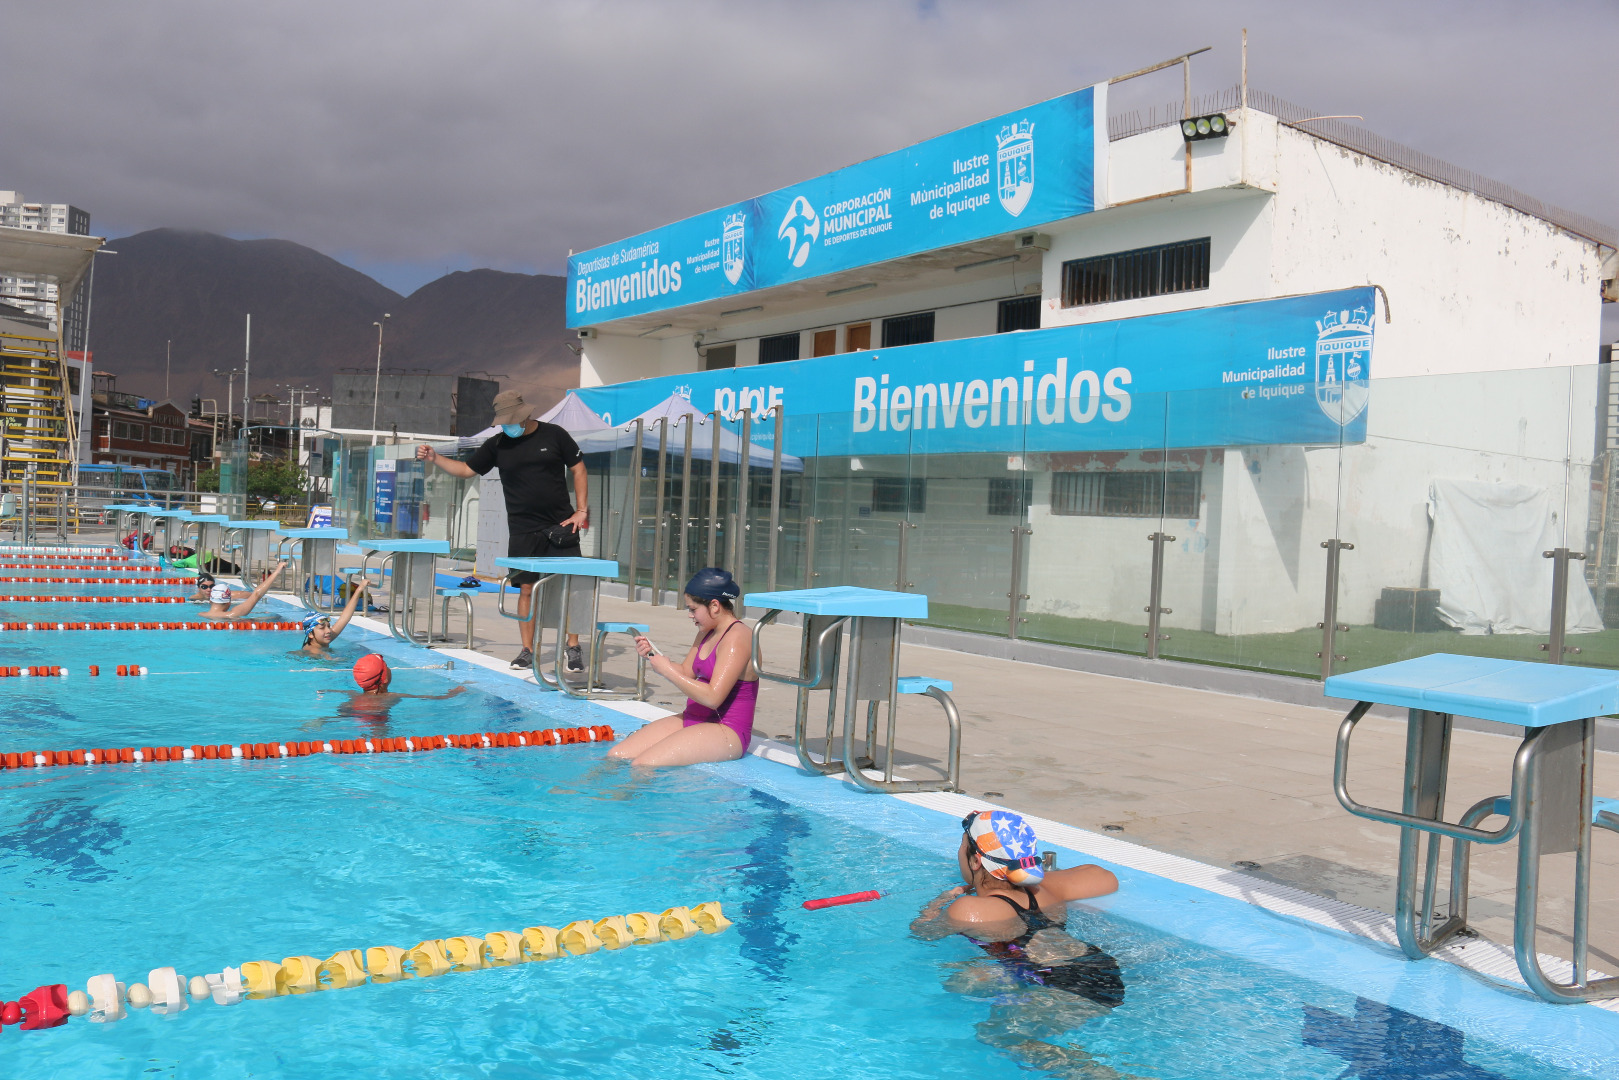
1543, 547, 1587, 663
733, 408, 751, 580
896, 520, 915, 591
706, 410, 722, 566
676, 416, 693, 595
1007, 526, 1031, 639
1144, 531, 1175, 659
1317, 538, 1354, 678
767, 407, 783, 591
625, 418, 643, 603
802, 516, 819, 588
650, 416, 668, 606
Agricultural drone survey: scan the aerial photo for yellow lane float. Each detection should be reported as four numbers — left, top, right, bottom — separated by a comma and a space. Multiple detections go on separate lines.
64, 902, 730, 1023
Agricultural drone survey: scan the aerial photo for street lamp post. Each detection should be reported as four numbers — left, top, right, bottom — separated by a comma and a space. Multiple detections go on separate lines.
370, 313, 391, 446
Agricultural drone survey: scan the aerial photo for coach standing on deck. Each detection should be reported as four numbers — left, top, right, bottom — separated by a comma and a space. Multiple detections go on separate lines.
416, 390, 589, 671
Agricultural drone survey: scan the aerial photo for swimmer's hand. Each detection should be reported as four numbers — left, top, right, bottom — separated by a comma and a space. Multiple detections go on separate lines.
634, 635, 658, 658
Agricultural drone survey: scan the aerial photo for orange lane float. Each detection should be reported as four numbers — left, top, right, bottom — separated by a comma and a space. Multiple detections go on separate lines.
0, 621, 302, 631
0, 564, 170, 573
0, 577, 192, 585
0, 596, 187, 604
0, 726, 615, 770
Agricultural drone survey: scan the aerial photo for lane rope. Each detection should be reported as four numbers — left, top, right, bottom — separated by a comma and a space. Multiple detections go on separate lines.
0, 725, 616, 769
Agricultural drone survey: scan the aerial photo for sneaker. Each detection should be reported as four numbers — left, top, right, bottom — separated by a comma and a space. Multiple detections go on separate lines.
566, 644, 584, 673
510, 647, 533, 669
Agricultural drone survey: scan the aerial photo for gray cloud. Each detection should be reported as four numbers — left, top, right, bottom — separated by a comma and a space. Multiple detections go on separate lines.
5, 0, 1616, 336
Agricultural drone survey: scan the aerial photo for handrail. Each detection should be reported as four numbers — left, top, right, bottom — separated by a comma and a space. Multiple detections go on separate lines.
751, 609, 848, 688
1333, 701, 1531, 845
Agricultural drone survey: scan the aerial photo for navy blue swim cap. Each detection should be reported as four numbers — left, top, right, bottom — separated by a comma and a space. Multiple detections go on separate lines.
684, 567, 740, 602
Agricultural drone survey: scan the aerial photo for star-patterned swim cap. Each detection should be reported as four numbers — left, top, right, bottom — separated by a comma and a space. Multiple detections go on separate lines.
963, 809, 1044, 887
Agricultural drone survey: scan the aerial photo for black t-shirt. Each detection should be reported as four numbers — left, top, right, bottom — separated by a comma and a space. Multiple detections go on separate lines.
466, 421, 584, 533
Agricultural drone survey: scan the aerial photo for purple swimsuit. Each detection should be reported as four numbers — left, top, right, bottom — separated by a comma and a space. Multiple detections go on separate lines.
681, 621, 758, 747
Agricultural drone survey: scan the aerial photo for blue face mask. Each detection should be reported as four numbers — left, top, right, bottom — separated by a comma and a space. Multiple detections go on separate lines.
501, 423, 525, 437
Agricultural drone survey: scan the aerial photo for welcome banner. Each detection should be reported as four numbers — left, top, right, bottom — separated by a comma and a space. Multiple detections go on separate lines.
571, 287, 1376, 456
567, 86, 1102, 327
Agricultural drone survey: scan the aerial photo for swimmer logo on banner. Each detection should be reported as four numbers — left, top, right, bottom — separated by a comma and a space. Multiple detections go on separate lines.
567, 86, 1101, 327
571, 287, 1377, 455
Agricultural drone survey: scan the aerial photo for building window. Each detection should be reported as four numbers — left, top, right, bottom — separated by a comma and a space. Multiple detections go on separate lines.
112, 421, 145, 441
1049, 471, 1202, 518
881, 312, 935, 348
997, 296, 1041, 333
1061, 237, 1211, 308
703, 344, 736, 370
758, 333, 801, 364
749, 474, 801, 510
987, 476, 1032, 517
870, 476, 926, 514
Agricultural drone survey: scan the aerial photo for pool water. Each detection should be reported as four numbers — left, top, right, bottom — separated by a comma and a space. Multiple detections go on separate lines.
0, 557, 1616, 1079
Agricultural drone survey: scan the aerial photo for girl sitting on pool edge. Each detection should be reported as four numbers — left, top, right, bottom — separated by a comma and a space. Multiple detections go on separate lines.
609, 567, 758, 768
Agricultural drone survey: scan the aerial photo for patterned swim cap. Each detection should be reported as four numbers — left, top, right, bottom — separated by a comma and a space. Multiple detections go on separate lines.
302, 612, 331, 633
963, 809, 1044, 887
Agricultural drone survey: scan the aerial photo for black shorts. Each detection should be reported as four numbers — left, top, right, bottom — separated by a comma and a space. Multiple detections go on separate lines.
506, 527, 582, 585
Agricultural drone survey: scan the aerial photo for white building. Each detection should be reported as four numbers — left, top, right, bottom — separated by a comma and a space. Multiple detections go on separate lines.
0, 191, 93, 351
560, 80, 1617, 672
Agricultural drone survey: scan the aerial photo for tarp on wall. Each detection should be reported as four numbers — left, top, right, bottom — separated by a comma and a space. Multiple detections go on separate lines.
1427, 478, 1603, 635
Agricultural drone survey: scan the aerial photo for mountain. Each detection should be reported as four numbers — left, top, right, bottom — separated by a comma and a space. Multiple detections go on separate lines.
85, 228, 579, 415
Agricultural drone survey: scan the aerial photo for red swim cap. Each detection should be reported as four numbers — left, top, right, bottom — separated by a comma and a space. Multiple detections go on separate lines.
353, 653, 389, 691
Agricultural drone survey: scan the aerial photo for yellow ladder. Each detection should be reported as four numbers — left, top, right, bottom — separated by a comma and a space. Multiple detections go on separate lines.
0, 330, 79, 532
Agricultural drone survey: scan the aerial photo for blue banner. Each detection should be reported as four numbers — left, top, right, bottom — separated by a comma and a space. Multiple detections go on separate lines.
568, 87, 1098, 327
572, 288, 1376, 455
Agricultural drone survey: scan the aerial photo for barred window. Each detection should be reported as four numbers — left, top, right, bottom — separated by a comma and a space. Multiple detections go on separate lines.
997, 296, 1041, 333
1061, 238, 1211, 308
881, 311, 935, 347
758, 333, 800, 364
987, 476, 1033, 517
871, 476, 926, 514
1049, 471, 1202, 518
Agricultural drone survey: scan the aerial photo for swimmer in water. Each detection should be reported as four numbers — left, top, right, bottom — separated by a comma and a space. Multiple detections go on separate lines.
332, 653, 466, 729
297, 581, 370, 657
201, 562, 288, 621
912, 809, 1129, 1080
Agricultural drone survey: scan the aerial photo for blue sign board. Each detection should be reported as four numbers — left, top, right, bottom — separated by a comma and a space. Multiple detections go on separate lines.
373, 458, 395, 526
571, 287, 1377, 455
567, 87, 1100, 327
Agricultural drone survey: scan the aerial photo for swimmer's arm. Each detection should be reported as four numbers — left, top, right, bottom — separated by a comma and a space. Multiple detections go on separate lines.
401, 684, 467, 701
909, 886, 966, 939
654, 629, 751, 710
1043, 864, 1119, 902
329, 580, 369, 634
646, 634, 703, 695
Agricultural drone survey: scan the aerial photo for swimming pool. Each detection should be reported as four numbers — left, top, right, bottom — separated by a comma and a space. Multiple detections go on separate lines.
2, 549, 1617, 1079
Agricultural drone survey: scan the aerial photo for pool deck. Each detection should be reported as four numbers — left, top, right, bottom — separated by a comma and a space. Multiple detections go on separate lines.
449, 585, 1619, 970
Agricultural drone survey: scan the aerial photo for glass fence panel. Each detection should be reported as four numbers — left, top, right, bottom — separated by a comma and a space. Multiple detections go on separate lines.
1152, 386, 1337, 677
767, 411, 818, 590
805, 411, 903, 592
908, 418, 1019, 637
1562, 361, 1611, 669
1016, 393, 1166, 657
1334, 365, 1578, 674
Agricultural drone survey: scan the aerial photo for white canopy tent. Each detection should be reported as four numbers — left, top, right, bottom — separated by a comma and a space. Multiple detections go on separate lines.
443, 391, 610, 453
0, 227, 102, 310
573, 393, 802, 471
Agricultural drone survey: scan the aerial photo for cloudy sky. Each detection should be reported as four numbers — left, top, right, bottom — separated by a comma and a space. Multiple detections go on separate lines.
6, 1, 1616, 330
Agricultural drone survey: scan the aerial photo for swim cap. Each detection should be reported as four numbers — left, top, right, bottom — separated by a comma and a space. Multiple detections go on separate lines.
353, 654, 389, 691
963, 809, 1044, 887
208, 582, 232, 605
684, 567, 740, 602
302, 612, 331, 633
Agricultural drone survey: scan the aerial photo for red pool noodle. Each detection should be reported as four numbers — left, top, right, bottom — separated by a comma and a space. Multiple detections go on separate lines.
802, 890, 882, 910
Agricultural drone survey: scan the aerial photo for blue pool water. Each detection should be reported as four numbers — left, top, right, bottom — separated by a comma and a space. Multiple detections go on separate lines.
1, 561, 1617, 1079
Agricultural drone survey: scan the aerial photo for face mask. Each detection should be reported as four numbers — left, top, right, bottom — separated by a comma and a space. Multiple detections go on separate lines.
501, 423, 525, 437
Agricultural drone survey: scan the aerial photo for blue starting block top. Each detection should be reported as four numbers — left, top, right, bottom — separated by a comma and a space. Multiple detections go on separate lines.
496, 557, 619, 578
1324, 654, 1619, 728
281, 527, 350, 540
744, 586, 928, 620
225, 520, 281, 531
360, 539, 450, 554
146, 509, 189, 519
